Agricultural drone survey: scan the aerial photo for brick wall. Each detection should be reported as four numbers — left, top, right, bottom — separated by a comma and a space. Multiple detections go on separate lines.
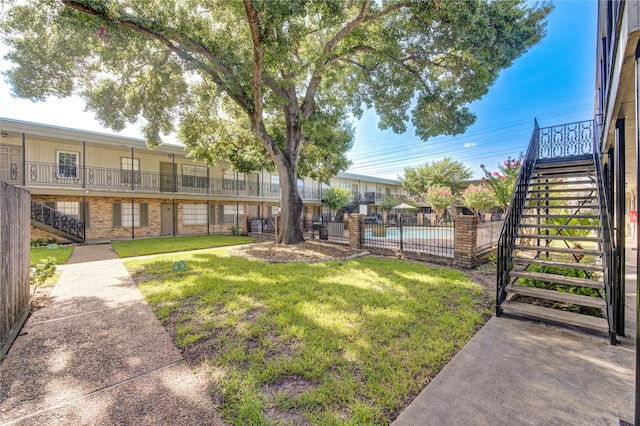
30, 195, 277, 241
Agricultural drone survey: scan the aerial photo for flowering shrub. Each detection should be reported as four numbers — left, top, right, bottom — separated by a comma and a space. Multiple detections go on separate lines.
480, 155, 522, 211
422, 185, 456, 223
461, 185, 495, 217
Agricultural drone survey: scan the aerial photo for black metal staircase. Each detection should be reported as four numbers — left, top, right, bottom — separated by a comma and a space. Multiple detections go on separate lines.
30, 201, 85, 243
496, 120, 619, 343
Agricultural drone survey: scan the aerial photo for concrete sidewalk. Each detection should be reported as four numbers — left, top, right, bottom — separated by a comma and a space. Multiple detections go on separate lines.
394, 246, 637, 425
0, 244, 223, 425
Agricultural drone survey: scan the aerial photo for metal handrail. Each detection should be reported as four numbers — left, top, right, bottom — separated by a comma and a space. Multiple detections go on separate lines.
496, 119, 539, 314
592, 125, 617, 343
31, 201, 85, 241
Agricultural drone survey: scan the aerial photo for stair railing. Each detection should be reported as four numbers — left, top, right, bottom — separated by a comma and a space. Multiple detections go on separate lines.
31, 201, 85, 241
592, 126, 617, 343
496, 119, 539, 315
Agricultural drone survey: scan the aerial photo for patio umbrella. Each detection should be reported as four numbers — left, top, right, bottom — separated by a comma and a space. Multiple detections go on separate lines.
392, 202, 416, 210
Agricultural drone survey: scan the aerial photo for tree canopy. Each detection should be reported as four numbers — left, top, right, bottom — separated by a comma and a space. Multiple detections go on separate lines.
1, 0, 552, 244
400, 156, 474, 196
321, 185, 352, 215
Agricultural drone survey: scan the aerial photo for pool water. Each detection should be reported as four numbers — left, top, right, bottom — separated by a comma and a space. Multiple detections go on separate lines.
364, 226, 453, 240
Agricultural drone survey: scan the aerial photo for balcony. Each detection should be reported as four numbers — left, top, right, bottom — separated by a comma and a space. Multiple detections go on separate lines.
2, 161, 327, 200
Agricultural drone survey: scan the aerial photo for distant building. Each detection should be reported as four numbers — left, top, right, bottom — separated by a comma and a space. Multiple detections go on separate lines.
0, 118, 408, 241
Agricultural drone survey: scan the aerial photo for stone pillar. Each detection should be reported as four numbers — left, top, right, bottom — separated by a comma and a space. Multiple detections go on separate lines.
349, 214, 363, 249
454, 216, 478, 268
417, 212, 423, 226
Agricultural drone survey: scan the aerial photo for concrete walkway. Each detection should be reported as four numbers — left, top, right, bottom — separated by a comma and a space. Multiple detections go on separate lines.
0, 244, 223, 425
394, 246, 637, 425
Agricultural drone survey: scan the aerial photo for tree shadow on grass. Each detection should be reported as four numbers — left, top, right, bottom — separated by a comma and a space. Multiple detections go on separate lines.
130, 251, 489, 424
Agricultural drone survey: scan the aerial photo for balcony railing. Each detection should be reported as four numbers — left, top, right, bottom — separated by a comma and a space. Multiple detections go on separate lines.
1, 161, 408, 203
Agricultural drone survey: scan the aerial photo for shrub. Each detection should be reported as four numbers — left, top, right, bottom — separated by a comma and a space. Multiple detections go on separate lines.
30, 257, 57, 296
461, 185, 495, 217
480, 155, 522, 211
422, 185, 456, 224
228, 225, 243, 236
519, 260, 602, 316
31, 237, 59, 247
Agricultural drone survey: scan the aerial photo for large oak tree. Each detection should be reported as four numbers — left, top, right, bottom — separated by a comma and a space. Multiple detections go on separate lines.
1, 0, 551, 244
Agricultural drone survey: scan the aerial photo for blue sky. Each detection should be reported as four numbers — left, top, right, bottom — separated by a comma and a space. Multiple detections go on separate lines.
0, 1, 597, 181
348, 0, 597, 179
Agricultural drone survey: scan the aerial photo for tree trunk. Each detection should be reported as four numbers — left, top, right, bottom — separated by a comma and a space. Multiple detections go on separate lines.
276, 164, 304, 244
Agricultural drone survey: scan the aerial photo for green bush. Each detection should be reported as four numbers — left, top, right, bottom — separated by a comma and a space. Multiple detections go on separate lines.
31, 237, 59, 247
30, 257, 57, 296
519, 260, 602, 316
228, 225, 243, 236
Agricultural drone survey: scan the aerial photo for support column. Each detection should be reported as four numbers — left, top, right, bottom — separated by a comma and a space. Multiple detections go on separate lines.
21, 133, 25, 186
615, 118, 625, 336
634, 39, 640, 426
454, 216, 478, 269
348, 214, 363, 249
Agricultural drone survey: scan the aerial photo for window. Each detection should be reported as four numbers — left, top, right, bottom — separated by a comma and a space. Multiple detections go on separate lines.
182, 164, 207, 189
113, 202, 148, 227
246, 205, 259, 218
270, 175, 280, 193
56, 201, 79, 219
121, 157, 141, 185
221, 204, 244, 224
121, 203, 140, 227
57, 151, 78, 178
183, 204, 207, 225
223, 170, 245, 191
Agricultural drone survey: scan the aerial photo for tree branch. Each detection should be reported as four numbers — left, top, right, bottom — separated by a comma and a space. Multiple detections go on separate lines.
301, 0, 372, 118
362, 1, 411, 22
242, 0, 264, 121
62, 1, 252, 112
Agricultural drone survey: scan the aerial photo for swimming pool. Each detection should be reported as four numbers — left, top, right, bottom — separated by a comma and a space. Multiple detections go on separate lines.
364, 226, 453, 240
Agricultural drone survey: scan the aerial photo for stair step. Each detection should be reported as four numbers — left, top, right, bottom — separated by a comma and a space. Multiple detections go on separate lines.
510, 270, 604, 289
527, 196, 597, 203
515, 245, 601, 256
505, 284, 606, 309
518, 234, 601, 243
530, 179, 595, 187
500, 300, 609, 332
512, 257, 602, 272
533, 172, 594, 179
519, 224, 600, 231
534, 168, 595, 177
528, 187, 596, 194
521, 214, 600, 219
535, 159, 593, 169
524, 204, 600, 210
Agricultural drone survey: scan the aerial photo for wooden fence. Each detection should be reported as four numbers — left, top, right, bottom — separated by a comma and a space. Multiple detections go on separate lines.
0, 182, 30, 359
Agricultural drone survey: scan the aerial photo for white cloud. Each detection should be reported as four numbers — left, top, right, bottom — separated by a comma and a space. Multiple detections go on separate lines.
463, 142, 478, 148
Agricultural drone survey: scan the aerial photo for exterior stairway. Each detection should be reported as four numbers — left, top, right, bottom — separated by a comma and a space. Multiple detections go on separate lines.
500, 157, 609, 333
496, 120, 618, 343
30, 200, 85, 243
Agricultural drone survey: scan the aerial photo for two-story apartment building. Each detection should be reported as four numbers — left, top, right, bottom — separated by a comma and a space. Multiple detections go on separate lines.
0, 118, 407, 241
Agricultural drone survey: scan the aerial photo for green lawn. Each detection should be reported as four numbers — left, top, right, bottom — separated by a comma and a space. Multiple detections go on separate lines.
126, 249, 489, 424
111, 234, 255, 258
30, 246, 74, 267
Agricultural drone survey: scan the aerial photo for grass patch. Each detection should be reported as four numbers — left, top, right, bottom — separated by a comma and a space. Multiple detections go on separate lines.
30, 246, 74, 267
127, 249, 489, 424
112, 234, 255, 258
